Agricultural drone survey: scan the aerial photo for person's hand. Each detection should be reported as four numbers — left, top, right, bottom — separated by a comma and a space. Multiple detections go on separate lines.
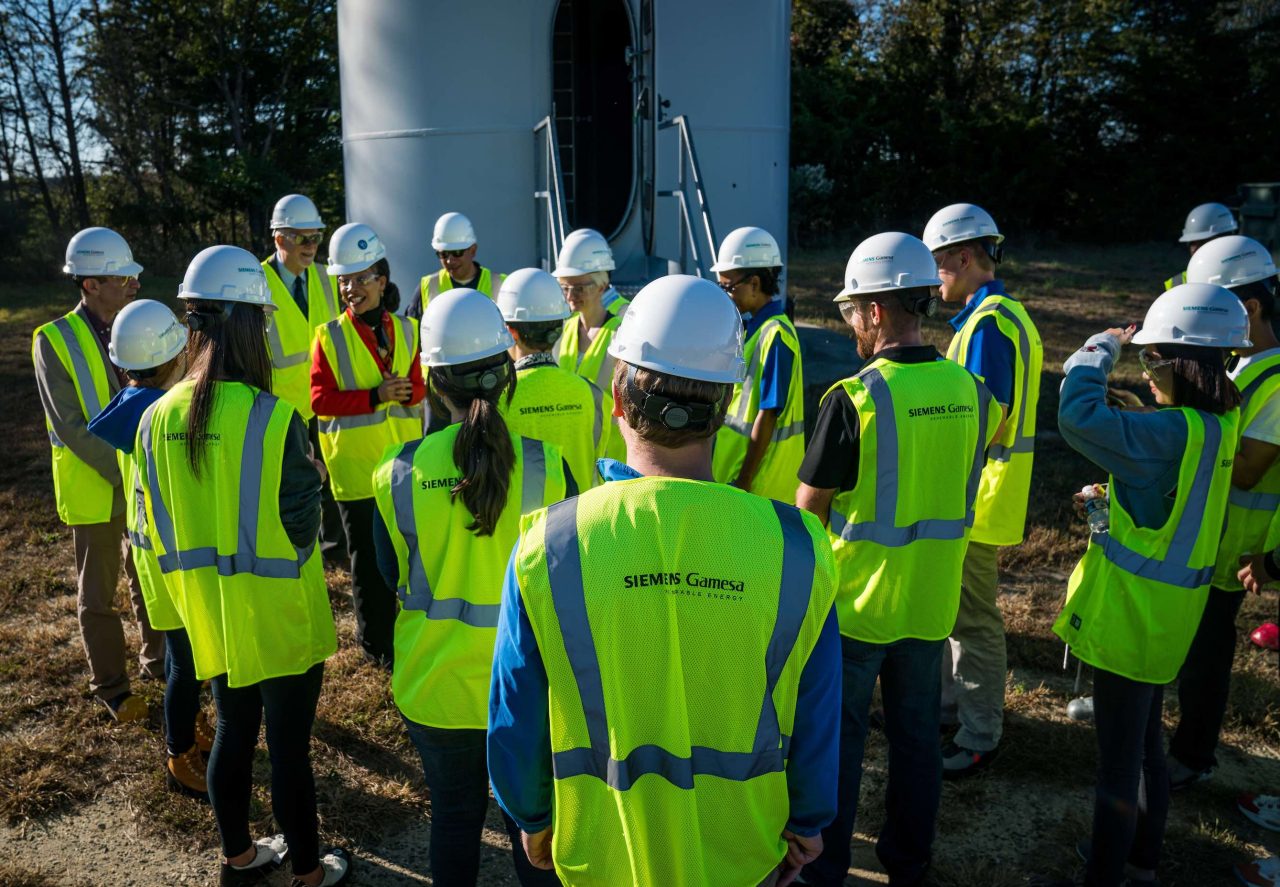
1106, 387, 1145, 409
521, 827, 554, 871
776, 831, 822, 886
306, 443, 328, 483
1103, 323, 1137, 347
377, 373, 413, 404
1239, 553, 1276, 594
1072, 490, 1088, 518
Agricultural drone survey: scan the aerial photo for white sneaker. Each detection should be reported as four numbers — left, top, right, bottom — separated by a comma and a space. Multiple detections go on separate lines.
1239, 793, 1280, 831
291, 847, 352, 887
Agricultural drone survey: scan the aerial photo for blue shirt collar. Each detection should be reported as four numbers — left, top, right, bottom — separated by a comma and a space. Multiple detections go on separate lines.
947, 279, 1008, 332
743, 298, 786, 341
596, 458, 643, 483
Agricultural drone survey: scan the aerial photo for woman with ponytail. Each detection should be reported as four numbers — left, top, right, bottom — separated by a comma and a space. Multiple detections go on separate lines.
136, 246, 351, 887
371, 288, 573, 886
312, 223, 424, 667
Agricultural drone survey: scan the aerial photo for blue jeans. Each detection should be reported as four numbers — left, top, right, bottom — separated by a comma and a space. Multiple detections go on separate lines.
804, 635, 944, 887
402, 718, 560, 887
163, 628, 202, 756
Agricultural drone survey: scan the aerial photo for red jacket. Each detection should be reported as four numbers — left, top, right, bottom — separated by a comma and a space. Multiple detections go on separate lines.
311, 308, 426, 416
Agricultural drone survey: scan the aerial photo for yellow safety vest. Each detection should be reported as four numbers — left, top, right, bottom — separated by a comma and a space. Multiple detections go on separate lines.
713, 314, 805, 503
122, 446, 181, 630
824, 357, 999, 643
262, 259, 342, 421
32, 311, 118, 525
1164, 270, 1188, 291
373, 426, 567, 729
557, 313, 625, 461
514, 477, 837, 887
418, 267, 503, 306
1211, 353, 1280, 589
1054, 407, 1239, 683
947, 293, 1043, 546
500, 360, 603, 491
314, 311, 424, 501
136, 380, 337, 687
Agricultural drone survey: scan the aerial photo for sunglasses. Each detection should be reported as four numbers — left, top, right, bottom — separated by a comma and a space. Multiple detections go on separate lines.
97, 274, 139, 286
718, 273, 757, 294
560, 282, 600, 296
1138, 350, 1174, 373
437, 249, 468, 259
279, 231, 324, 246
337, 271, 381, 289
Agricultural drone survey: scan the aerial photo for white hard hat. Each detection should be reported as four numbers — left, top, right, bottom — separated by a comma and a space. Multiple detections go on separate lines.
1186, 235, 1277, 289
496, 268, 571, 323
109, 299, 187, 371
922, 202, 1005, 251
836, 232, 942, 301
1179, 202, 1238, 243
553, 228, 615, 277
608, 275, 745, 384
63, 227, 143, 277
270, 194, 324, 230
710, 226, 783, 272
431, 212, 477, 251
326, 222, 387, 276
1132, 282, 1251, 349
177, 245, 272, 308
420, 288, 514, 367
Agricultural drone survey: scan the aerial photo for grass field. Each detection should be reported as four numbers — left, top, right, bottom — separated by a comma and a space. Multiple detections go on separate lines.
0, 244, 1277, 886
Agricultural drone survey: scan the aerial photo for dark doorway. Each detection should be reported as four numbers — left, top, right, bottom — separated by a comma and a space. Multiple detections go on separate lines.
552, 0, 635, 239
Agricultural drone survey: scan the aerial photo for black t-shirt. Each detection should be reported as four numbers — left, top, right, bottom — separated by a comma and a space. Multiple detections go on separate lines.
797, 345, 942, 492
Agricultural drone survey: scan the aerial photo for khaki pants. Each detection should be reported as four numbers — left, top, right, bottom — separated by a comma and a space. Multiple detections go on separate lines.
72, 515, 165, 702
941, 540, 1005, 752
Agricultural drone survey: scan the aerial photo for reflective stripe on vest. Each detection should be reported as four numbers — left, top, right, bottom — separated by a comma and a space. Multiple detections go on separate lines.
421, 267, 496, 304
140, 391, 314, 578
315, 313, 424, 433
721, 319, 805, 443
1090, 416, 1223, 589
1164, 271, 1187, 291
828, 366, 992, 545
588, 381, 604, 450
542, 495, 816, 790
51, 315, 108, 419
947, 302, 1034, 463
264, 265, 338, 368
388, 436, 548, 628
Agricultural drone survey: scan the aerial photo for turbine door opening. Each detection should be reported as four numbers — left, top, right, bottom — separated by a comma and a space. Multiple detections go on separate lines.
552, 0, 634, 239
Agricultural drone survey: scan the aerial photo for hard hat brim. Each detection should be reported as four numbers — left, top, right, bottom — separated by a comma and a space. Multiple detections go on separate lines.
64, 259, 144, 277
1178, 226, 1238, 243
552, 264, 609, 278
272, 220, 325, 231
432, 239, 476, 251
326, 259, 377, 277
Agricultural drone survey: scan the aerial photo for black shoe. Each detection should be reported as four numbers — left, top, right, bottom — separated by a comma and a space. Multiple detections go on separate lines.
1075, 839, 1161, 885
941, 740, 999, 779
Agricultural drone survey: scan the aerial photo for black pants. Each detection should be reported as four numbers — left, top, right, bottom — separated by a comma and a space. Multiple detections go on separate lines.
403, 719, 560, 887
163, 627, 201, 756
209, 663, 324, 875
307, 418, 349, 563
1087, 667, 1170, 886
337, 497, 397, 665
1169, 587, 1244, 772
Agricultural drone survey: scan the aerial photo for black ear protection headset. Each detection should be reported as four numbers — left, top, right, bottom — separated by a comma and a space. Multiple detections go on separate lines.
436, 357, 511, 394
901, 289, 941, 318
184, 301, 235, 332
623, 364, 720, 431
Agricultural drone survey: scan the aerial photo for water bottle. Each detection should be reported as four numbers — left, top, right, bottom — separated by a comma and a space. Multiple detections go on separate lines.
1081, 483, 1109, 534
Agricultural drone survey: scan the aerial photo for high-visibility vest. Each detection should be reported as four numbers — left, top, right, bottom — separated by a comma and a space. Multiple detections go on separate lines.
32, 311, 118, 525
500, 361, 603, 491
824, 357, 999, 643
373, 426, 567, 729
122, 447, 181, 630
557, 313, 625, 461
1164, 270, 1188, 291
712, 314, 805, 503
418, 267, 502, 306
947, 294, 1043, 546
1054, 407, 1239, 683
262, 259, 342, 421
1212, 353, 1280, 589
136, 380, 337, 687
313, 311, 424, 501
514, 478, 837, 887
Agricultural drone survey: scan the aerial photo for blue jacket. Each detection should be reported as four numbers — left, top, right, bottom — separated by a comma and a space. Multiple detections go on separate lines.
87, 386, 166, 453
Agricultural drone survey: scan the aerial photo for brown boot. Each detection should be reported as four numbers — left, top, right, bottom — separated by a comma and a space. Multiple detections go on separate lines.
194, 709, 215, 755
167, 744, 208, 798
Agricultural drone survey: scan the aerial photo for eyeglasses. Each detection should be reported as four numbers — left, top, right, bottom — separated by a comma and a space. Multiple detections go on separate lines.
97, 274, 139, 286
337, 271, 381, 289
279, 231, 324, 246
560, 282, 599, 296
437, 249, 468, 259
718, 273, 757, 294
1138, 350, 1174, 373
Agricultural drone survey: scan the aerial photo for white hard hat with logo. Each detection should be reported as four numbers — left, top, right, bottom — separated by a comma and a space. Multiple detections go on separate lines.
553, 228, 615, 277
270, 194, 324, 231
1179, 202, 1238, 243
63, 227, 143, 277
608, 275, 745, 384
431, 212, 477, 251
327, 222, 387, 276
420, 288, 514, 367
710, 226, 783, 272
496, 268, 571, 323
1185, 235, 1277, 289
1132, 282, 1250, 349
177, 245, 273, 308
836, 232, 942, 301
922, 203, 1004, 252
109, 299, 188, 370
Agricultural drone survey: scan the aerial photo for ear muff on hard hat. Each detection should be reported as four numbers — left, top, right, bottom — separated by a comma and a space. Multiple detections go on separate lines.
434, 355, 512, 395
623, 365, 721, 431
184, 301, 235, 333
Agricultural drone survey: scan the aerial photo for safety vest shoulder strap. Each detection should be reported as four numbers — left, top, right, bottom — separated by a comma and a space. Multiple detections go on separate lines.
955, 296, 1037, 460
539, 494, 815, 790
44, 312, 112, 420
313, 266, 339, 320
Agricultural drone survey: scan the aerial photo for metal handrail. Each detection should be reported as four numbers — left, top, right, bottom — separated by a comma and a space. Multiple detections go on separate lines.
533, 116, 570, 270
657, 115, 718, 278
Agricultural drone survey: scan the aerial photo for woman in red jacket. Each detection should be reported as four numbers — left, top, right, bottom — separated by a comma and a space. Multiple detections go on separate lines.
311, 223, 425, 667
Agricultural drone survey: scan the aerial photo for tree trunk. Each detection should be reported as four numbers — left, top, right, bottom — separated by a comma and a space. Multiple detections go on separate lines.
0, 16, 60, 235
45, 0, 89, 228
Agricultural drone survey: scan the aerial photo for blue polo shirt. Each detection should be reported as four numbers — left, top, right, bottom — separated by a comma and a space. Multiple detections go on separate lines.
948, 281, 1016, 406
743, 300, 795, 412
